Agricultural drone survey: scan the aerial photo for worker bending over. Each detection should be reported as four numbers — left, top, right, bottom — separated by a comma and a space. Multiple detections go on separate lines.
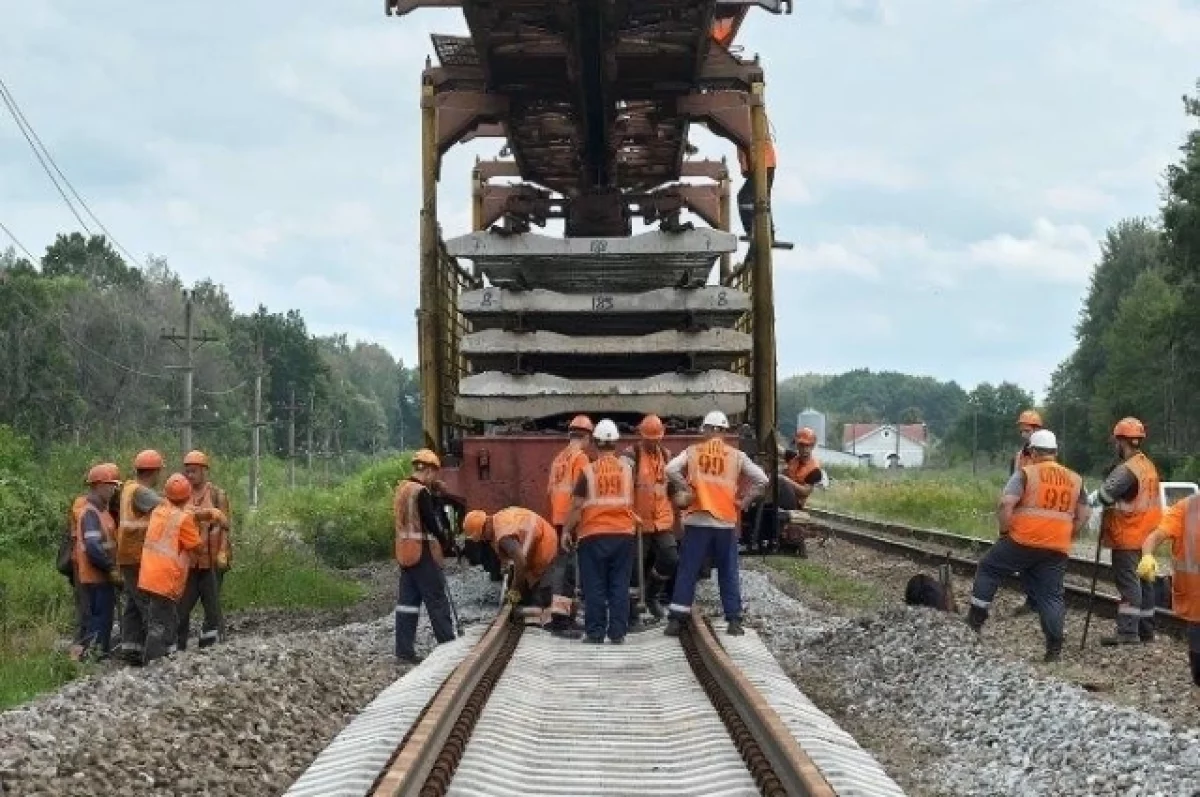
70, 463, 122, 661
1097, 417, 1163, 646
115, 449, 164, 663
394, 449, 459, 664
140, 475, 207, 664
463, 507, 581, 639
665, 411, 768, 637
177, 450, 230, 650
621, 414, 678, 622
967, 430, 1089, 662
564, 419, 638, 644
1138, 494, 1200, 685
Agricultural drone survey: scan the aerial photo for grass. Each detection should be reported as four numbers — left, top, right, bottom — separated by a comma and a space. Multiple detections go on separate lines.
812, 468, 1007, 540
765, 558, 884, 609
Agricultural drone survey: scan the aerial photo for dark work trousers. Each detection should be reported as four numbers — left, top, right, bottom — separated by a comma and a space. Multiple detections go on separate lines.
178, 568, 222, 650
72, 578, 89, 644
552, 525, 579, 608
669, 524, 743, 624
578, 534, 635, 642
395, 547, 456, 659
543, 549, 576, 627
81, 583, 116, 657
737, 167, 776, 236
1188, 624, 1200, 686
143, 593, 179, 665
969, 536, 1067, 648
1111, 549, 1157, 639
215, 568, 228, 640
119, 564, 149, 660
632, 531, 679, 615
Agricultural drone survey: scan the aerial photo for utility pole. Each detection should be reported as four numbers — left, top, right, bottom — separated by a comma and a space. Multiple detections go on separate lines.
162, 289, 218, 458
278, 385, 302, 489
971, 409, 979, 476
307, 390, 315, 483
249, 340, 265, 509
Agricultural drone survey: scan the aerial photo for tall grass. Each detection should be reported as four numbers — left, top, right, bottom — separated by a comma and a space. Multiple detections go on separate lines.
814, 468, 1008, 540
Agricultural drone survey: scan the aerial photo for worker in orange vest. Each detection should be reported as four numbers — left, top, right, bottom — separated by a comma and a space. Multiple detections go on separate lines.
548, 415, 593, 612
1139, 494, 1200, 684
1097, 417, 1163, 645
463, 507, 582, 638
139, 474, 208, 663
966, 430, 1089, 662
620, 414, 678, 623
114, 449, 164, 663
177, 450, 231, 650
1012, 410, 1043, 475
395, 449, 459, 663
70, 463, 122, 661
664, 410, 769, 637
564, 419, 638, 644
781, 427, 824, 507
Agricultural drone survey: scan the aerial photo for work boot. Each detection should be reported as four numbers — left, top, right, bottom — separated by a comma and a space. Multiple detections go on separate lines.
1043, 640, 1063, 663
645, 591, 665, 620
396, 652, 423, 666
1100, 633, 1141, 646
582, 636, 604, 645
1140, 631, 1156, 644
664, 617, 684, 637
966, 605, 987, 633
796, 538, 808, 559
609, 636, 625, 645
628, 598, 641, 629
726, 620, 744, 636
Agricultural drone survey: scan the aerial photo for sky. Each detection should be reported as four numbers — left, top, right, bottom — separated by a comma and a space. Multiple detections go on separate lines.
1, 1, 1199, 399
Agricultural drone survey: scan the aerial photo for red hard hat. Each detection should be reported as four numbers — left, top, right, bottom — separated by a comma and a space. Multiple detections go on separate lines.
795, 427, 817, 446
412, 449, 442, 469
183, 450, 210, 468
1112, 417, 1146, 440
134, 449, 164, 471
568, 415, 594, 433
164, 473, 192, 502
86, 463, 121, 486
1017, 410, 1043, 429
637, 414, 665, 440
463, 510, 488, 541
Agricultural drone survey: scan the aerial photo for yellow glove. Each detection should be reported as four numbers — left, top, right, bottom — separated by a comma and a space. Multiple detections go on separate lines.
1136, 553, 1159, 582
504, 588, 522, 606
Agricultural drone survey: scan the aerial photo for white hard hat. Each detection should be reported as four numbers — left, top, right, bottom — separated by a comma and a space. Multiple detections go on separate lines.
1029, 429, 1057, 450
702, 410, 729, 430
593, 419, 620, 443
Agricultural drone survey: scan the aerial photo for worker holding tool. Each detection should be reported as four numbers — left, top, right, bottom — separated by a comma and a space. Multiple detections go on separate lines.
394, 449, 459, 664
139, 474, 207, 665
115, 449, 164, 664
1138, 494, 1200, 685
463, 506, 582, 638
70, 463, 122, 662
664, 410, 768, 638
1096, 417, 1163, 646
621, 414, 678, 623
563, 419, 638, 644
966, 430, 1089, 662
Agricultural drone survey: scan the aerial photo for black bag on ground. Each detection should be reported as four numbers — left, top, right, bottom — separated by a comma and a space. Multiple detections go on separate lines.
904, 573, 949, 611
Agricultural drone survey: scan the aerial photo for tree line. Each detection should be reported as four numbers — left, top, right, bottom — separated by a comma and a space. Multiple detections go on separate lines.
0, 233, 422, 461
1044, 80, 1200, 479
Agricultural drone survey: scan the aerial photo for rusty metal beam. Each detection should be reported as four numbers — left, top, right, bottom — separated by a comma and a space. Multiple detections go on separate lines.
477, 160, 521, 181
681, 159, 730, 181
429, 89, 509, 160
677, 91, 753, 156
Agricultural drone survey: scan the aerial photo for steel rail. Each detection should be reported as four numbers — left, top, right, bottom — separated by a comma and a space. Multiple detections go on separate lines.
805, 508, 1186, 636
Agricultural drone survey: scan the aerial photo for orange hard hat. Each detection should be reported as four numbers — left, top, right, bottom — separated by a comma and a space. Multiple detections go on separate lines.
1017, 410, 1042, 429
795, 427, 817, 446
86, 463, 121, 486
1112, 417, 1147, 440
133, 449, 164, 471
412, 448, 442, 469
637, 414, 665, 440
568, 415, 594, 433
463, 510, 488, 541
183, 450, 209, 468
164, 473, 192, 502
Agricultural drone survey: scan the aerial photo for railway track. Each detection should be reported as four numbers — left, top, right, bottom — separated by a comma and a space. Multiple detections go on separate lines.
285, 604, 906, 797
804, 507, 1186, 635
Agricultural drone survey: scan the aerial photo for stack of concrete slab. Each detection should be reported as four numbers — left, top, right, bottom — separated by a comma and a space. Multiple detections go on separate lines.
447, 229, 752, 422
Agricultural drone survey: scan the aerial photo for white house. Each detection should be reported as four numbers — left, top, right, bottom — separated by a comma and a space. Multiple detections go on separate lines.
842, 423, 927, 468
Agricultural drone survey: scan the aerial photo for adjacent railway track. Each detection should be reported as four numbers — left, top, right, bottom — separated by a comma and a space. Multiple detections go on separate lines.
287, 603, 905, 797
805, 507, 1186, 636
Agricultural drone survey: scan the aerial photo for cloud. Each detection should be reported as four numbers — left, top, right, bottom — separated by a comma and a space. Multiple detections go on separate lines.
794, 147, 921, 195
777, 241, 880, 279
966, 218, 1098, 285
1041, 186, 1119, 215
833, 0, 895, 26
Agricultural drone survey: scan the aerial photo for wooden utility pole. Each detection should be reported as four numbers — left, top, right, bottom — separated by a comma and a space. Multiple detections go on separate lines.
278, 385, 302, 489
249, 341, 265, 508
162, 289, 218, 458
307, 390, 315, 483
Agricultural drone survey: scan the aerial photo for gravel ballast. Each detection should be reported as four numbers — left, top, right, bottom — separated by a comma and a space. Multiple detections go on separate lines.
0, 563, 502, 797
718, 569, 1200, 797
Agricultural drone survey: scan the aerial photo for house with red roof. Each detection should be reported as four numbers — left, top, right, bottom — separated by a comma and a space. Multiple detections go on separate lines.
842, 423, 928, 468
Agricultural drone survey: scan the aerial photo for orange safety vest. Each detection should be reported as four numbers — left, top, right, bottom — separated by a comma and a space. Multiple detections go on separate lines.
578, 455, 636, 540
1101, 452, 1162, 550
189, 482, 231, 570
1009, 461, 1083, 555
786, 456, 821, 508
116, 481, 154, 567
394, 479, 444, 568
738, 139, 777, 177
138, 503, 201, 602
492, 507, 559, 586
73, 498, 116, 585
711, 18, 736, 47
630, 445, 674, 532
1168, 496, 1200, 623
548, 445, 590, 526
684, 438, 740, 525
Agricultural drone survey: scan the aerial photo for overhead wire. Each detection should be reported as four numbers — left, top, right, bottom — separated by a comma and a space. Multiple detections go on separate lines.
0, 219, 35, 261
0, 75, 145, 268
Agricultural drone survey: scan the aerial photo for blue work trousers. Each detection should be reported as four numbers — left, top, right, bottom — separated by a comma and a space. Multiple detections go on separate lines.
395, 547, 456, 659
82, 583, 116, 656
970, 536, 1067, 645
578, 534, 635, 641
669, 524, 742, 623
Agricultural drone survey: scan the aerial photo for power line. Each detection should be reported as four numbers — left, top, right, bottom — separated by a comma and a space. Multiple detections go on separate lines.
0, 76, 144, 268
0, 219, 35, 261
